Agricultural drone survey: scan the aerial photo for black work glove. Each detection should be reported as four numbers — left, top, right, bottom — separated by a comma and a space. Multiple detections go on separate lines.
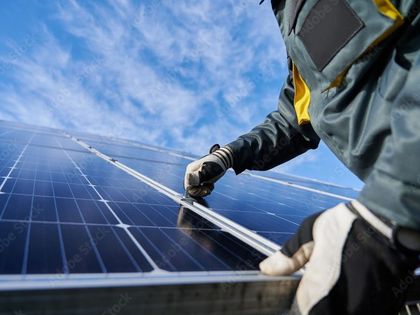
184, 145, 234, 197
260, 201, 420, 315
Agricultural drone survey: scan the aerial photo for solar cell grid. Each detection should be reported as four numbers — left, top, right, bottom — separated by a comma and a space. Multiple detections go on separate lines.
0, 126, 268, 276
0, 143, 154, 275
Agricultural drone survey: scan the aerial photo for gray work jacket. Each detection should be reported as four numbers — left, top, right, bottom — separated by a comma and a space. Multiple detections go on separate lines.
227, 0, 420, 229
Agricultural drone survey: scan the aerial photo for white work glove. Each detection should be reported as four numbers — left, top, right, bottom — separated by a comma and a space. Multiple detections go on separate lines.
260, 201, 420, 315
184, 144, 234, 197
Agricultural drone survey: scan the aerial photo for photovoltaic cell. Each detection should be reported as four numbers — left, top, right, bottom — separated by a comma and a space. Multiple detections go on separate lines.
60, 224, 104, 273
0, 221, 28, 274
26, 223, 63, 274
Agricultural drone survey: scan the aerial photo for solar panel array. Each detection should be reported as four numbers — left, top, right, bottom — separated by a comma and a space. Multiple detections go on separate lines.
0, 120, 357, 282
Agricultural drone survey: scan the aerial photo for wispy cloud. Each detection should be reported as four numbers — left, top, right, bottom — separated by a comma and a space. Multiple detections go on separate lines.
0, 0, 286, 154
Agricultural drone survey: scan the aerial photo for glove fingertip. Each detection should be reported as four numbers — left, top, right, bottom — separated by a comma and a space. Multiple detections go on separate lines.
259, 251, 297, 276
187, 171, 201, 187
186, 186, 208, 198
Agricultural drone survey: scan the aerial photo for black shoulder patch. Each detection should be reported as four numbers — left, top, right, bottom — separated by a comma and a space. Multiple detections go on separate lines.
298, 0, 364, 71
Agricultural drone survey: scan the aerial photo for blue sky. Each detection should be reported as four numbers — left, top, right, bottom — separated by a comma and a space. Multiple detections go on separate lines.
0, 0, 363, 189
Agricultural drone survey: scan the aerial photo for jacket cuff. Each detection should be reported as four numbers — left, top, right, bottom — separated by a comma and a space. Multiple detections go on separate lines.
358, 168, 420, 230
225, 139, 249, 175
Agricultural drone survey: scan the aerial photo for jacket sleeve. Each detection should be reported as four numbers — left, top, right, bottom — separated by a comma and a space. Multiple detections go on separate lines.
358, 46, 420, 230
226, 72, 320, 174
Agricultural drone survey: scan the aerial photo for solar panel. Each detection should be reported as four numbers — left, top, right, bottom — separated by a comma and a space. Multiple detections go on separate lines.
1, 121, 417, 314
0, 124, 268, 277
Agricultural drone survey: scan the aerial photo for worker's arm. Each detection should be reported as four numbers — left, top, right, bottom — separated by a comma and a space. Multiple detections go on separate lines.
226, 71, 320, 175
184, 70, 320, 197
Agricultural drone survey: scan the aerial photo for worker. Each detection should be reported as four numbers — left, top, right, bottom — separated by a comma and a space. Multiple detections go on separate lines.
184, 0, 420, 314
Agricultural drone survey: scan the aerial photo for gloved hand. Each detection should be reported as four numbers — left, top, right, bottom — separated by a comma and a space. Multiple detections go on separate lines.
260, 201, 420, 315
184, 144, 234, 197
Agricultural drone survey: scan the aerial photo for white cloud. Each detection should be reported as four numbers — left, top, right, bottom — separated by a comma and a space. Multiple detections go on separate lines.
0, 0, 287, 155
